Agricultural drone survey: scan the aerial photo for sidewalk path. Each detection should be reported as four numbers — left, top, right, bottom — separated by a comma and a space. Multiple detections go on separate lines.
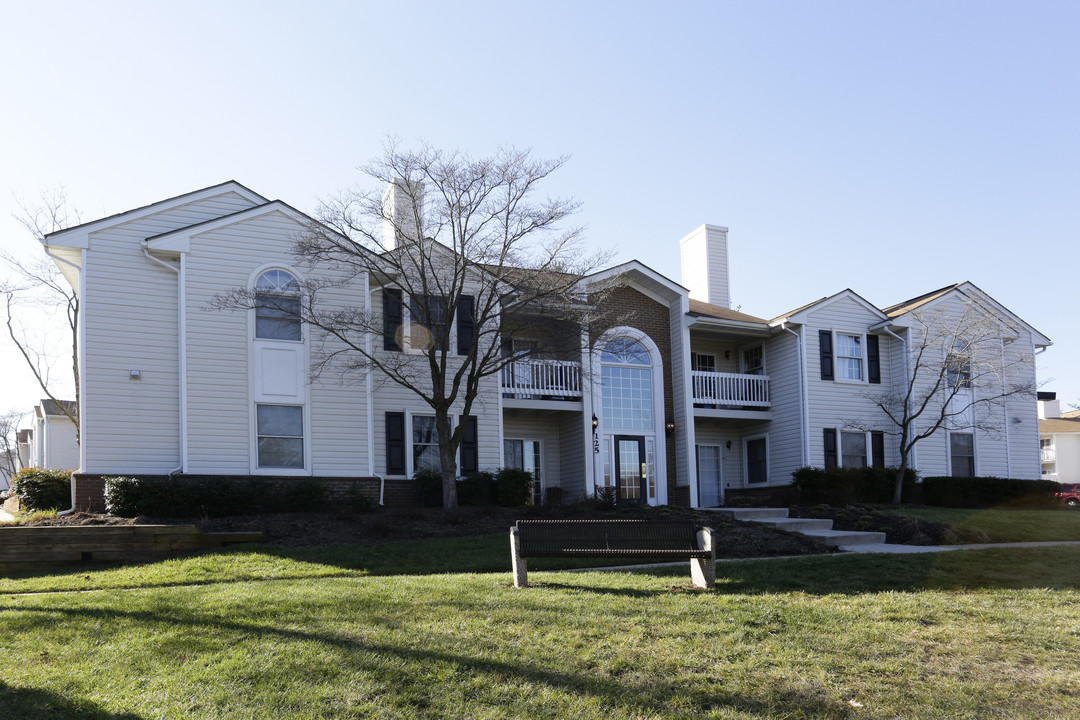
569, 540, 1080, 573
0, 507, 15, 523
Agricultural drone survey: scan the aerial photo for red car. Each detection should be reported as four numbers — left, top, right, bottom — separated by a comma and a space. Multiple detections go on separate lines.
1057, 484, 1080, 508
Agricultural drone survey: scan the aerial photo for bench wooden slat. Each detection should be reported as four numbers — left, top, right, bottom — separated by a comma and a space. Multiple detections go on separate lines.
510, 519, 716, 589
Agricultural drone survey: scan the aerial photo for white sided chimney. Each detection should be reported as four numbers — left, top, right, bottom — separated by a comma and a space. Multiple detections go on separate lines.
382, 180, 424, 251
679, 224, 730, 308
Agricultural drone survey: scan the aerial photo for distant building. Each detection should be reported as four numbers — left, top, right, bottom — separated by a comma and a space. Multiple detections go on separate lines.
21, 399, 79, 471
1039, 392, 1080, 484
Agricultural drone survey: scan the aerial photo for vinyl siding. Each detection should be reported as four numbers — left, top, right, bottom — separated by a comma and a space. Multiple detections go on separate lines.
761, 330, 804, 482
81, 191, 260, 473
803, 296, 895, 468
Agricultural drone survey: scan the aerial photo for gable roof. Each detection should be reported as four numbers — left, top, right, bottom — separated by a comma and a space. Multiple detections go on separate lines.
144, 200, 349, 256
881, 283, 963, 318
1041, 418, 1080, 434
44, 181, 268, 249
37, 399, 77, 418
879, 281, 1051, 347
769, 288, 886, 326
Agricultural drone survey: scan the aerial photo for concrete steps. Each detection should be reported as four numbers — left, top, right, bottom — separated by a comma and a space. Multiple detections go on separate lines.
704, 507, 887, 548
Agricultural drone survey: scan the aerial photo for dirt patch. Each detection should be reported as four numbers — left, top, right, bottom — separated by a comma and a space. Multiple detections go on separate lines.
16, 505, 836, 558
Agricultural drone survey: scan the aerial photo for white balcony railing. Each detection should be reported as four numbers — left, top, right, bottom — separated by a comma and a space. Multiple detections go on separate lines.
692, 371, 770, 408
1041, 448, 1056, 463
501, 359, 582, 398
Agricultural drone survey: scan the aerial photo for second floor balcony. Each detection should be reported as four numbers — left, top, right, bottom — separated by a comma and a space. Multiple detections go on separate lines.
501, 359, 583, 401
1042, 447, 1056, 463
692, 371, 770, 409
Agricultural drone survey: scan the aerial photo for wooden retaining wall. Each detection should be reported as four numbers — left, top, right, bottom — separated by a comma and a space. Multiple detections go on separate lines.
0, 525, 265, 574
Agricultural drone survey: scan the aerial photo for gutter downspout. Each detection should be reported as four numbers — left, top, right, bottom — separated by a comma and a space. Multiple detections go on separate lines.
364, 275, 384, 505
42, 246, 82, 516
881, 325, 908, 469
780, 323, 808, 466
141, 245, 185, 476
1000, 338, 1011, 478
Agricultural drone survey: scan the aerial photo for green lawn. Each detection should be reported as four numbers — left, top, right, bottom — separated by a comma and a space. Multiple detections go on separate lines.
886, 507, 1080, 543
3, 545, 1080, 718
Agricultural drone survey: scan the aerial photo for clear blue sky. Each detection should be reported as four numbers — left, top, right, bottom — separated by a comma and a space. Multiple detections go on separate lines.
1, 0, 1076, 418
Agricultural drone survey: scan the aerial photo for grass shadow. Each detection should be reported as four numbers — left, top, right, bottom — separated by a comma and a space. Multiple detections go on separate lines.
625, 545, 1080, 596
0, 680, 144, 719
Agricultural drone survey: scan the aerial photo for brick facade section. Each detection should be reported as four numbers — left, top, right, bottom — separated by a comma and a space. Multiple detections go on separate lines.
72, 473, 418, 514
591, 285, 687, 507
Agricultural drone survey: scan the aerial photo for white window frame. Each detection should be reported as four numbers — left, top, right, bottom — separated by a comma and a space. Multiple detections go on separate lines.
744, 434, 769, 485
254, 403, 308, 472
741, 344, 765, 375
248, 264, 310, 475
948, 431, 976, 477
834, 332, 864, 382
409, 413, 441, 476
504, 437, 544, 504
253, 269, 303, 343
839, 431, 868, 468
691, 352, 717, 373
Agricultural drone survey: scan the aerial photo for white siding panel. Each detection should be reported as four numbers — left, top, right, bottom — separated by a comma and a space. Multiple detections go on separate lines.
81, 191, 261, 474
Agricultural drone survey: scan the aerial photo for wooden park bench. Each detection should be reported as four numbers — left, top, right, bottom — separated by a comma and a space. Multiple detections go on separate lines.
509, 519, 715, 589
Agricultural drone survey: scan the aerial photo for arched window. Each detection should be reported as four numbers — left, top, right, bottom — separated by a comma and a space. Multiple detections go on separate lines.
600, 338, 653, 430
254, 270, 301, 341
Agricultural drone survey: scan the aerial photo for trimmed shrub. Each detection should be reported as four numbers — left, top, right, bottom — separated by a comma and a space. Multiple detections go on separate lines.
413, 469, 444, 507
919, 476, 1061, 509
11, 467, 72, 512
791, 466, 918, 505
494, 467, 533, 507
103, 475, 335, 517
458, 471, 495, 506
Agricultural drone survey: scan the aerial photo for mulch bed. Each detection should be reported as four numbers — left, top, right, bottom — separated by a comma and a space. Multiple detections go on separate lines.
16, 504, 836, 558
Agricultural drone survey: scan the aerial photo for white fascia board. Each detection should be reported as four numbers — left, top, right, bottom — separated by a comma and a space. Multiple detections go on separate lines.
44, 181, 268, 248
41, 245, 83, 289
775, 289, 886, 326
145, 201, 351, 256
689, 315, 773, 336
882, 282, 1052, 347
579, 261, 688, 305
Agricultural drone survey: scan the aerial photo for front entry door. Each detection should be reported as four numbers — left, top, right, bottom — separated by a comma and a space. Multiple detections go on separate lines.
613, 435, 647, 504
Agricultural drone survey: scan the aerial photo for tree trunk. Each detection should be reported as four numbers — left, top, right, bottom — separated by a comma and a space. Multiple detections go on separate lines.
436, 413, 459, 512
893, 456, 908, 505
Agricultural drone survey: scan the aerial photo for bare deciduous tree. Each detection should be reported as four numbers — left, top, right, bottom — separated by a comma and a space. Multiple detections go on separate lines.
0, 410, 24, 485
847, 298, 1037, 503
215, 142, 612, 511
3, 188, 80, 440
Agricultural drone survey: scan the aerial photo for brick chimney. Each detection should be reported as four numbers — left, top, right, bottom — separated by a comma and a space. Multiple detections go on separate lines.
679, 224, 730, 308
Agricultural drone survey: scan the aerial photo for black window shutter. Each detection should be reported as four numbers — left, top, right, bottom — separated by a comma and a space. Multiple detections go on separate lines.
386, 412, 405, 475
457, 295, 474, 356
819, 330, 834, 381
823, 428, 838, 470
867, 334, 881, 384
460, 416, 478, 474
383, 289, 402, 351
871, 431, 885, 468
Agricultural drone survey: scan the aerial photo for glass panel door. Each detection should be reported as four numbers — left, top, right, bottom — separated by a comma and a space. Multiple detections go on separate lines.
697, 445, 723, 507
613, 435, 646, 504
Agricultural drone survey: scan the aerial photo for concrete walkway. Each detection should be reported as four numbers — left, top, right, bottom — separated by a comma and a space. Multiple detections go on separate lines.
0, 507, 15, 523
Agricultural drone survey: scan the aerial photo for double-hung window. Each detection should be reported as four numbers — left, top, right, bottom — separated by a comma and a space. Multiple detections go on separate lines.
412, 415, 440, 473
950, 433, 975, 476
836, 334, 863, 381
256, 404, 304, 469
